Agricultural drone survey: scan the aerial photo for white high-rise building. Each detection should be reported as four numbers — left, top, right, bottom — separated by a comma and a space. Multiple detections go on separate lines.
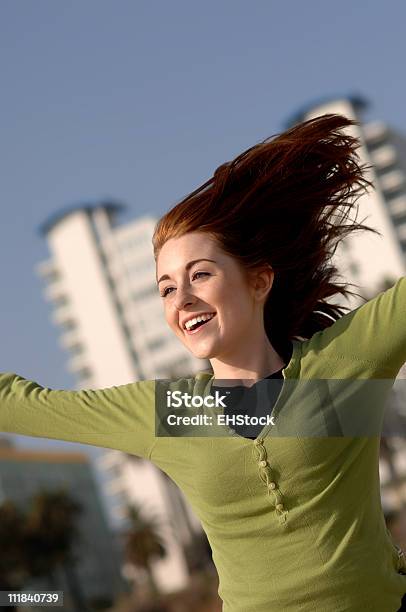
286, 96, 406, 520
36, 203, 211, 593
363, 121, 406, 258
286, 95, 406, 309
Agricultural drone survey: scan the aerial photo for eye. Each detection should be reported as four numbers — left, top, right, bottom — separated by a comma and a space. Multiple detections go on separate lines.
192, 271, 209, 280
160, 286, 174, 298
160, 271, 210, 298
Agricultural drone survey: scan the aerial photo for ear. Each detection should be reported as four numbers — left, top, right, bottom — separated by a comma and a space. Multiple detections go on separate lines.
247, 265, 274, 303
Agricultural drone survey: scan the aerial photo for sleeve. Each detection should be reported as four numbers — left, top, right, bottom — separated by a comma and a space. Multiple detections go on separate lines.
0, 373, 157, 459
304, 276, 406, 379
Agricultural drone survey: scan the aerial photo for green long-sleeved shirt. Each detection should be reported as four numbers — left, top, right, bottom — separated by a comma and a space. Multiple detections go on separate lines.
1, 277, 406, 611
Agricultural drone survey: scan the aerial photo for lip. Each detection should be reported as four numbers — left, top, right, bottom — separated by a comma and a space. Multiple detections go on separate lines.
181, 312, 216, 330
183, 313, 217, 335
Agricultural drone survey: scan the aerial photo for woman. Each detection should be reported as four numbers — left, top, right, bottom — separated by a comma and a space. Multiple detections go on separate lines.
1, 114, 406, 611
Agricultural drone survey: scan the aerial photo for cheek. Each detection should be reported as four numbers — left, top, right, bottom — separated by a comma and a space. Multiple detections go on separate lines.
163, 307, 175, 328
166, 309, 182, 334
222, 299, 252, 327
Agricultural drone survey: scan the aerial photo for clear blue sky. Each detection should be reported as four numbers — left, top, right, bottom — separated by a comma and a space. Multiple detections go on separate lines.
1, 0, 405, 453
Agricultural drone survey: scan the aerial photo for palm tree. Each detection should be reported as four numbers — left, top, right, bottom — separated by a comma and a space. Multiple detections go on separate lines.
123, 503, 167, 598
0, 500, 27, 611
0, 490, 87, 611
23, 489, 88, 612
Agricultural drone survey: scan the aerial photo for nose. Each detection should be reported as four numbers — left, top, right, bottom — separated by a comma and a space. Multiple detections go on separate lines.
174, 285, 196, 311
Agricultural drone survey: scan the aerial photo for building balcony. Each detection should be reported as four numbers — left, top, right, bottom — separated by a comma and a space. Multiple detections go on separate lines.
105, 477, 128, 496
369, 145, 397, 170
43, 280, 67, 303
51, 303, 73, 325
35, 259, 61, 283
363, 120, 388, 144
380, 170, 405, 193
397, 223, 406, 240
389, 196, 406, 217
59, 328, 81, 349
66, 353, 90, 374
97, 450, 125, 470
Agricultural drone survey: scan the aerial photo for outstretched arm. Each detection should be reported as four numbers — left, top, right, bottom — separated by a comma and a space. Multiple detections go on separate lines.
303, 276, 406, 379
0, 373, 157, 459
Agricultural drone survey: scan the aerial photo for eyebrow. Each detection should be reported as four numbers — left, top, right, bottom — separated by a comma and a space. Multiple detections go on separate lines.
157, 259, 217, 285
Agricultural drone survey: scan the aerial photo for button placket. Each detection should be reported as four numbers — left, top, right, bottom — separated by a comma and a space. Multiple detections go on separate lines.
395, 544, 406, 574
252, 439, 288, 525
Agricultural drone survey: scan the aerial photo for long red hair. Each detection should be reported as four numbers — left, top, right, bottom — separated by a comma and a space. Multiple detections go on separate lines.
152, 114, 380, 358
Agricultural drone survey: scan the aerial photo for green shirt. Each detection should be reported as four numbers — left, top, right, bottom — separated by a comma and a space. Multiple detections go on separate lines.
1, 277, 406, 611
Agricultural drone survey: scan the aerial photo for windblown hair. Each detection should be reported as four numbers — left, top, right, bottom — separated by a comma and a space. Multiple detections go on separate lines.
152, 114, 381, 359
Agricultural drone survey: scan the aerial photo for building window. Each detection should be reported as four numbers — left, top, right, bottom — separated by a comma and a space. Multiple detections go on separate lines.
393, 212, 406, 226
365, 137, 387, 153
120, 234, 153, 252
383, 186, 406, 201
45, 269, 61, 284
147, 337, 166, 351
163, 357, 193, 379
76, 366, 92, 381
127, 257, 155, 275
70, 343, 84, 356
61, 318, 76, 331
132, 285, 158, 302
53, 294, 69, 308
348, 261, 360, 277
375, 162, 399, 177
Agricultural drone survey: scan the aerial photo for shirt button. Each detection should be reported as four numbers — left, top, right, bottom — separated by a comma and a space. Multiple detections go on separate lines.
276, 503, 284, 511
259, 460, 268, 467
268, 482, 276, 490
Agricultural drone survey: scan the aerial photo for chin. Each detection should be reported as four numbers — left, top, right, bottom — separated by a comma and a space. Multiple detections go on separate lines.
191, 345, 220, 360
177, 331, 222, 359
187, 348, 210, 360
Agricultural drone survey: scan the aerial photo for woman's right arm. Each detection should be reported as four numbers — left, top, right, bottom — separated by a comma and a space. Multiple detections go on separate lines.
0, 372, 157, 459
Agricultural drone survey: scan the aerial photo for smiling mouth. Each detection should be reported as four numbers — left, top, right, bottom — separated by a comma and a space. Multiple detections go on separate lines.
184, 313, 216, 334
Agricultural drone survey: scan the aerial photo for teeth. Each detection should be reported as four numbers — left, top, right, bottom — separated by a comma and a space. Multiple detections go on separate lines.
185, 313, 215, 330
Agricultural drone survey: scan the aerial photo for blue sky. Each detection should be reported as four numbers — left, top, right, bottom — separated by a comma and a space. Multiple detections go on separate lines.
1, 0, 405, 454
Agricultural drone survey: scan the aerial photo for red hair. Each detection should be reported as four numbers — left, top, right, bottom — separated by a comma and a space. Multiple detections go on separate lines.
152, 114, 380, 358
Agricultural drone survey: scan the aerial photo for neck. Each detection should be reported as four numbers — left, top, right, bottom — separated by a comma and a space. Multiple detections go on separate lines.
209, 336, 286, 385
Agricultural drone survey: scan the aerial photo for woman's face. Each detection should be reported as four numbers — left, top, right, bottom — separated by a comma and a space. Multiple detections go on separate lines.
156, 231, 270, 361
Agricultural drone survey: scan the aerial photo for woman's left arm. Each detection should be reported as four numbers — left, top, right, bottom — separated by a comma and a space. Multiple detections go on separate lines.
354, 276, 406, 378
305, 276, 406, 380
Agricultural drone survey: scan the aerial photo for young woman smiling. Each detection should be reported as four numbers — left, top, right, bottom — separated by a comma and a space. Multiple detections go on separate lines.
1, 114, 406, 611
